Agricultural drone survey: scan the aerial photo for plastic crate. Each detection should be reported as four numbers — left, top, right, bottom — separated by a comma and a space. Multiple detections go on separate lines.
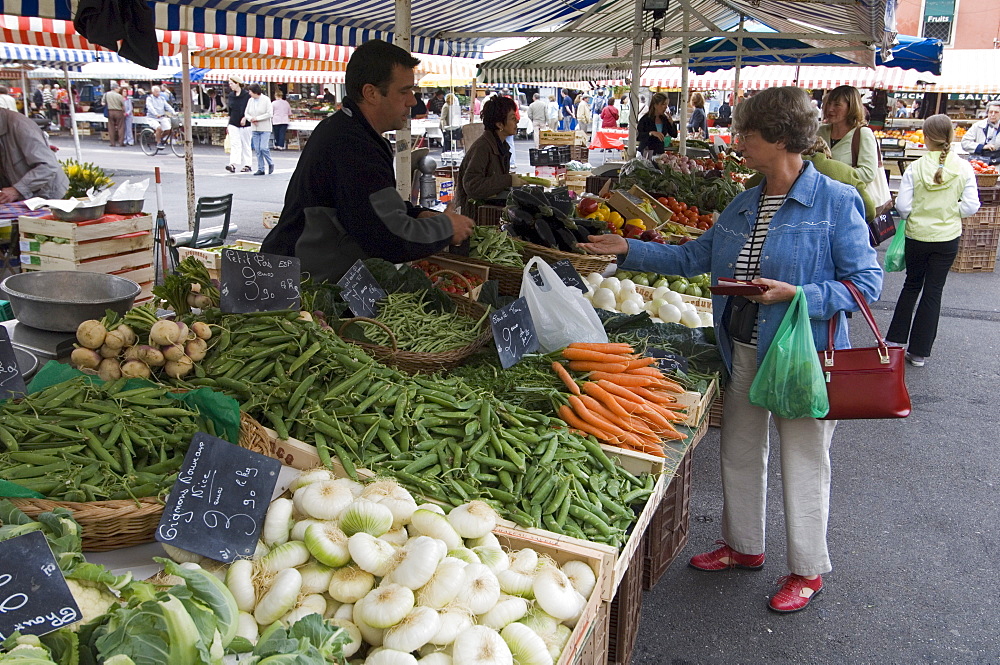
951, 247, 997, 273
642, 445, 694, 590
607, 535, 645, 665
529, 146, 571, 166
585, 174, 618, 196
978, 186, 1000, 206
958, 225, 1000, 251
708, 384, 724, 428
0, 300, 13, 322
576, 601, 610, 664
474, 204, 504, 227
963, 205, 1000, 231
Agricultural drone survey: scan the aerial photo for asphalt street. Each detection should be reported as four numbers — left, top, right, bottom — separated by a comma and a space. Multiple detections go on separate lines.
58, 133, 1000, 664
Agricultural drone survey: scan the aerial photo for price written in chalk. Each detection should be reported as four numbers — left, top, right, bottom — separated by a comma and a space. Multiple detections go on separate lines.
489, 297, 539, 369
0, 531, 81, 642
337, 260, 386, 319
0, 329, 26, 402
220, 249, 301, 314
156, 433, 280, 562
529, 259, 588, 293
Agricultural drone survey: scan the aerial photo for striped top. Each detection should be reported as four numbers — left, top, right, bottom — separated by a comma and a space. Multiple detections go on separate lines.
734, 193, 785, 345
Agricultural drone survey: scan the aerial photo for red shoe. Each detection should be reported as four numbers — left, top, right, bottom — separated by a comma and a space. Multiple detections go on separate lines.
689, 540, 766, 571
768, 574, 824, 613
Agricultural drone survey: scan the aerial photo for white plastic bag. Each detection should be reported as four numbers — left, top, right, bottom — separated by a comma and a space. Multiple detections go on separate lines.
519, 257, 608, 353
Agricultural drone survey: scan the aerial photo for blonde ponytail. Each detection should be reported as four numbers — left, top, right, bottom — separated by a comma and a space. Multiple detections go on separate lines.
923, 114, 954, 185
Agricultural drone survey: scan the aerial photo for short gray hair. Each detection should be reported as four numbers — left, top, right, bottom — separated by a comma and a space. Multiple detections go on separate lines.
988, 102, 1000, 112
732, 86, 818, 154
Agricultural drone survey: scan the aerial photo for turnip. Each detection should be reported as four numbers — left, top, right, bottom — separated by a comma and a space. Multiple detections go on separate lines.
186, 293, 214, 309
298, 311, 313, 322
121, 359, 152, 379
102, 330, 126, 351
162, 344, 186, 362
97, 358, 122, 382
122, 345, 141, 361
176, 320, 190, 341
136, 345, 165, 367
185, 338, 208, 362
190, 321, 212, 340
164, 356, 194, 378
70, 347, 101, 370
98, 344, 120, 359
76, 320, 107, 349
116, 324, 137, 347
149, 319, 182, 346
657, 303, 682, 324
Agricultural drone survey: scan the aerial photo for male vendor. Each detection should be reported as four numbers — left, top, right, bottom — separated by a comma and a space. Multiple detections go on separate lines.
261, 40, 474, 282
961, 102, 1000, 165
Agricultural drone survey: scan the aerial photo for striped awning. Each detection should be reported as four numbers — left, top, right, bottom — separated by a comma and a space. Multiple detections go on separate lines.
189, 69, 347, 85
190, 49, 348, 72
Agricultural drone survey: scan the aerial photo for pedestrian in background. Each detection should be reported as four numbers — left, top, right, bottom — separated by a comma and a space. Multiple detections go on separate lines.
527, 92, 548, 148
102, 84, 126, 147
245, 83, 274, 176
576, 93, 592, 136
121, 82, 135, 146
440, 93, 464, 152
600, 97, 619, 128
546, 95, 560, 134
271, 89, 291, 150
688, 92, 708, 138
0, 86, 16, 112
591, 89, 608, 140
225, 75, 252, 173
886, 114, 980, 367
560, 88, 575, 129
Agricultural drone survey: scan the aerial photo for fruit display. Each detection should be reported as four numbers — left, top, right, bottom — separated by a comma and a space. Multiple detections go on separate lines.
582, 273, 712, 328
656, 196, 714, 230
874, 128, 924, 146
411, 259, 487, 294
503, 186, 607, 253
618, 157, 745, 216
615, 270, 711, 296
971, 159, 999, 175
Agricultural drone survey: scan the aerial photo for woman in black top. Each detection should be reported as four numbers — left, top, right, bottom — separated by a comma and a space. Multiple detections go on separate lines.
225, 76, 252, 173
637, 92, 678, 155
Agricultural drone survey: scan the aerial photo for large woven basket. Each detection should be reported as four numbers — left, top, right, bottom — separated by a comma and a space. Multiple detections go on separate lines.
436, 251, 525, 297
976, 173, 999, 187
520, 241, 617, 275
339, 291, 492, 374
10, 413, 273, 552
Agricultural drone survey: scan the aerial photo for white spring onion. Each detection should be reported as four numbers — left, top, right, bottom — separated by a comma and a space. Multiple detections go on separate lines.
478, 595, 529, 630
353, 596, 385, 647
508, 549, 539, 575
417, 557, 468, 609
501, 622, 554, 665
388, 536, 447, 590
531, 565, 584, 621
260, 540, 310, 573
544, 625, 572, 661
429, 605, 473, 646
409, 510, 462, 550
324, 599, 343, 619
288, 468, 334, 492
363, 480, 419, 528
161, 543, 202, 564
253, 567, 302, 625
418, 653, 453, 665
289, 519, 322, 542
253, 541, 270, 559
366, 650, 418, 665
382, 605, 442, 653
332, 602, 353, 620
456, 563, 501, 615
224, 559, 255, 612
497, 568, 535, 599
282, 593, 327, 625
328, 565, 375, 604
304, 522, 352, 568
262, 497, 294, 546
447, 547, 480, 565
518, 608, 559, 638
339, 499, 394, 537
297, 561, 334, 595
294, 480, 355, 521
473, 546, 509, 573
561, 560, 597, 600
328, 618, 363, 658
347, 532, 397, 577
357, 583, 416, 629
446, 501, 498, 539
416, 503, 446, 515
235, 611, 258, 643
451, 625, 513, 665
466, 533, 501, 549
380, 526, 410, 547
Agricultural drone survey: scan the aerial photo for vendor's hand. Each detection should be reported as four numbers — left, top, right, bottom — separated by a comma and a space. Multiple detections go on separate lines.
0, 187, 22, 204
650, 131, 665, 140
416, 210, 439, 219
578, 234, 628, 256
745, 278, 796, 304
510, 174, 526, 187
447, 212, 475, 245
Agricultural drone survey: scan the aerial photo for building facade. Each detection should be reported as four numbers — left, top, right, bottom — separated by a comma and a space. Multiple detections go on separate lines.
895, 0, 1000, 49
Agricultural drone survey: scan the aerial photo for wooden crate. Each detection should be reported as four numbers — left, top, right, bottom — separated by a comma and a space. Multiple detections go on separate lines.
673, 377, 718, 428
176, 240, 262, 272
262, 211, 280, 229
576, 600, 610, 664
565, 171, 592, 195
19, 248, 154, 273
709, 383, 724, 428
539, 129, 589, 146
409, 254, 488, 300
18, 213, 153, 242
20, 231, 153, 262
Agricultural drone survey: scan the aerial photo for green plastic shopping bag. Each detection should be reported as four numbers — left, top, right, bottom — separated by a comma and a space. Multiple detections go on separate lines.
748, 287, 830, 419
884, 218, 906, 273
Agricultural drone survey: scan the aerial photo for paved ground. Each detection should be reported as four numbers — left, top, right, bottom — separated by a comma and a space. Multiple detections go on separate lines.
57, 133, 1000, 664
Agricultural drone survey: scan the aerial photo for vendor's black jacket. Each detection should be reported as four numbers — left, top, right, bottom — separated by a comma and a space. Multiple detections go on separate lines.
637, 113, 677, 155
260, 97, 452, 282
227, 89, 249, 128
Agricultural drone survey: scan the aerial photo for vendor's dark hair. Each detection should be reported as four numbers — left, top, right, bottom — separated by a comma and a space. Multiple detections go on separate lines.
482, 96, 517, 132
644, 92, 670, 120
248, 83, 262, 95
732, 86, 818, 154
346, 39, 420, 103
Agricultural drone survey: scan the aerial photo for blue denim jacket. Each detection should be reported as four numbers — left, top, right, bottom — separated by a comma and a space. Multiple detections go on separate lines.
621, 161, 884, 373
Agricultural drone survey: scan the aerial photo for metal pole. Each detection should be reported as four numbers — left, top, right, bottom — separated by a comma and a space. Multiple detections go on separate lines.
679, 14, 689, 157
63, 65, 82, 163
627, 0, 644, 159
181, 46, 196, 230
394, 0, 413, 200
733, 16, 743, 112
20, 71, 30, 117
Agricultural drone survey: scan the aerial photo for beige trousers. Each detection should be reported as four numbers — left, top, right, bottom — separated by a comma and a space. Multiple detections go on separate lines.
719, 342, 837, 576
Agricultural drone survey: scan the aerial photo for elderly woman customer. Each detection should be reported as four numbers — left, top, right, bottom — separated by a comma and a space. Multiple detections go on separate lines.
245, 84, 274, 176
455, 96, 526, 215
580, 86, 883, 614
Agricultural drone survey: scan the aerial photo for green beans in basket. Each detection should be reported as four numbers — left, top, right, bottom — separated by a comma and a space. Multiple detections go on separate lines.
469, 226, 525, 268
358, 291, 490, 353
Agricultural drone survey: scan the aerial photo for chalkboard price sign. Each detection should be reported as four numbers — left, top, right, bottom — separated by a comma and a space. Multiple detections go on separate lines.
156, 433, 281, 563
0, 328, 26, 401
528, 259, 587, 293
337, 260, 387, 319
646, 347, 689, 373
489, 296, 539, 369
0, 530, 81, 641
220, 249, 301, 314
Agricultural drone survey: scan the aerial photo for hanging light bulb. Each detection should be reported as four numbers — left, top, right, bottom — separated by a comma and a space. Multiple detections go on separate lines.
612, 43, 620, 58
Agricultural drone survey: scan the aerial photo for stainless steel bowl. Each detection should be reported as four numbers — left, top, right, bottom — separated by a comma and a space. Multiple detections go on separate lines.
51, 202, 106, 222
105, 199, 145, 215
0, 271, 141, 332
14, 347, 39, 380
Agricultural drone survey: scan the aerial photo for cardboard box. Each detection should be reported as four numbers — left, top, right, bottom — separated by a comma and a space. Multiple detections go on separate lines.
608, 190, 659, 230
535, 165, 567, 182
628, 185, 673, 224
435, 176, 454, 202
539, 129, 589, 146
176, 240, 262, 271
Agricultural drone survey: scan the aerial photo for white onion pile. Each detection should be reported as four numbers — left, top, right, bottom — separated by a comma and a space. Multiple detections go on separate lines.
582, 273, 713, 328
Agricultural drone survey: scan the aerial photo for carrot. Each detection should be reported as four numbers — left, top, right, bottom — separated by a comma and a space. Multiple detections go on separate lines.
627, 436, 667, 457
588, 371, 658, 387
568, 360, 629, 374
552, 361, 581, 396
597, 379, 645, 405
630, 385, 677, 404
568, 396, 628, 439
625, 357, 659, 370
640, 404, 672, 429
647, 401, 687, 423
626, 366, 666, 378
568, 342, 635, 354
579, 394, 656, 436
582, 382, 631, 419
559, 405, 617, 443
562, 348, 636, 363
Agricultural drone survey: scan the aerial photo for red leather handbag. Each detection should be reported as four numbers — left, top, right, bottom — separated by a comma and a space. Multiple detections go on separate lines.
820, 280, 911, 420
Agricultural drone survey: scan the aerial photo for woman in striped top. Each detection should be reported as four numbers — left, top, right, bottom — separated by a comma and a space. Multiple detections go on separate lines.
581, 86, 882, 614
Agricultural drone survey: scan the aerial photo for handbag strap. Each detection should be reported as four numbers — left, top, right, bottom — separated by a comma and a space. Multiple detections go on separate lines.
826, 280, 889, 355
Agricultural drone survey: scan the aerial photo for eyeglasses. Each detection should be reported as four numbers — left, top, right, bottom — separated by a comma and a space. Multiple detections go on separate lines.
732, 130, 756, 143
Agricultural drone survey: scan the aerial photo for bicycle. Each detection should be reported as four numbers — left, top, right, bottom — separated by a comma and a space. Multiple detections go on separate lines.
139, 116, 184, 157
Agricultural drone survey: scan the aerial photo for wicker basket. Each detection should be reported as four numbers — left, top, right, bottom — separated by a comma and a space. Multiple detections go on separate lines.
976, 173, 1000, 187
520, 241, 617, 275
10, 413, 273, 552
338, 292, 492, 373
436, 251, 525, 297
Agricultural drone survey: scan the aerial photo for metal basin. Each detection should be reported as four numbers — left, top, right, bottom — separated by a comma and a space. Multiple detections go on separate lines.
51, 202, 106, 222
105, 199, 145, 215
14, 347, 39, 380
0, 271, 141, 332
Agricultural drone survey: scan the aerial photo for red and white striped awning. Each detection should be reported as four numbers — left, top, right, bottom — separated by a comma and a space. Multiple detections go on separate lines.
194, 69, 347, 84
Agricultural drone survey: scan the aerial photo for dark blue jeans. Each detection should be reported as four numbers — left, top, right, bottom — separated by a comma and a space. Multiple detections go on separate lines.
272, 124, 288, 148
886, 236, 959, 357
